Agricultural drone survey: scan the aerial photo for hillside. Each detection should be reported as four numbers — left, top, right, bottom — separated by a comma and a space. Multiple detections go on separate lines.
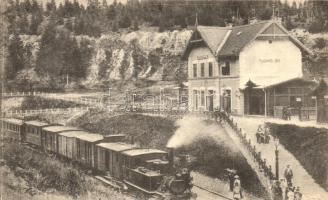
13, 29, 191, 90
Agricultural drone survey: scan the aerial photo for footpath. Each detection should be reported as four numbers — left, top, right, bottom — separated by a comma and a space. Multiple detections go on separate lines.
227, 116, 328, 200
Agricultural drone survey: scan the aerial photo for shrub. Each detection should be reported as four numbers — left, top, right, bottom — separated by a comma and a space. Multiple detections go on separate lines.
3, 143, 88, 197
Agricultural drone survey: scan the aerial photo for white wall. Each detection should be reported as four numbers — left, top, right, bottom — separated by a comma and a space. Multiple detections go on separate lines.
239, 39, 303, 88
188, 47, 218, 78
187, 47, 220, 111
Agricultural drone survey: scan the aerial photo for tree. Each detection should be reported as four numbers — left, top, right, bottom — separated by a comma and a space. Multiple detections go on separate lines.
119, 14, 131, 28
132, 20, 139, 31
6, 32, 25, 79
36, 15, 61, 76
46, 0, 56, 14
30, 11, 43, 34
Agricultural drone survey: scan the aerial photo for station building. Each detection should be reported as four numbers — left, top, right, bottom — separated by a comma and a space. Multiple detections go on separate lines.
182, 20, 317, 116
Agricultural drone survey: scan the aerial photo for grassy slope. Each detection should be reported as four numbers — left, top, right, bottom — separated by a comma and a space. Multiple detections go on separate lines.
70, 112, 268, 198
0, 140, 133, 200
268, 123, 328, 191
18, 96, 85, 110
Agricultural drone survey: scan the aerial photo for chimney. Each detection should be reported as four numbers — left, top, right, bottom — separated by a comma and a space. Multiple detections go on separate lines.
168, 148, 174, 169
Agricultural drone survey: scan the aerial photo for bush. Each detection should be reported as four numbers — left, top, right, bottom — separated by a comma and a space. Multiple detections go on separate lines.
20, 96, 85, 110
267, 123, 328, 191
3, 143, 88, 197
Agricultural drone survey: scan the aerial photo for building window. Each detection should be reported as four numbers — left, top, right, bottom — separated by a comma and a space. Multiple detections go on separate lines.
222, 61, 230, 76
193, 90, 198, 109
193, 64, 197, 78
201, 91, 205, 106
208, 62, 213, 77
200, 63, 205, 77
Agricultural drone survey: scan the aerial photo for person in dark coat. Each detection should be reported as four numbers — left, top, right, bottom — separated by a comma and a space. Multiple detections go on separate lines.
272, 180, 283, 200
226, 168, 237, 192
284, 165, 293, 186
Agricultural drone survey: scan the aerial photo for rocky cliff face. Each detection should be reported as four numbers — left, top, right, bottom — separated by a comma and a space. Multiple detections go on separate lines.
19, 30, 192, 89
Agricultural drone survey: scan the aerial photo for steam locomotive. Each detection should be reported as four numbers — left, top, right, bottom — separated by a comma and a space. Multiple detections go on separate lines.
0, 117, 193, 198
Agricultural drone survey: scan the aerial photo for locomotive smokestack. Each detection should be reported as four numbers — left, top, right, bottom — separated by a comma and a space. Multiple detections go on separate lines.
168, 148, 174, 169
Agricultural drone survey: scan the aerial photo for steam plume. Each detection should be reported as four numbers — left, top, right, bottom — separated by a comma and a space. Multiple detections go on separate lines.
167, 116, 238, 151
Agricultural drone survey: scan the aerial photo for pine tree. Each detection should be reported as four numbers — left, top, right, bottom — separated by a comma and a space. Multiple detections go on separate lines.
6, 32, 25, 79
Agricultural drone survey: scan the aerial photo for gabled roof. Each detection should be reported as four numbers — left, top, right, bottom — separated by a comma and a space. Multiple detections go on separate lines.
218, 21, 269, 57
182, 20, 313, 60
197, 26, 231, 54
182, 26, 230, 60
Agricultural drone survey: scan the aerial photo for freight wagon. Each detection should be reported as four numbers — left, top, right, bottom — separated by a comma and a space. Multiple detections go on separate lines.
0, 118, 24, 141
25, 121, 52, 146
42, 125, 81, 153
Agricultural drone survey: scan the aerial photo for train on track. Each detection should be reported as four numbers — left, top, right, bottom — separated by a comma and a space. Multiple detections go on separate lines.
0, 117, 193, 198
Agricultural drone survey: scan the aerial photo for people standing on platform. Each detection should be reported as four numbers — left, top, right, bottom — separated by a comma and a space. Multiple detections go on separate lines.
294, 187, 302, 200
272, 180, 283, 200
213, 107, 220, 122
256, 125, 264, 143
280, 179, 288, 200
225, 168, 237, 192
284, 165, 293, 187
286, 106, 291, 120
286, 187, 295, 200
233, 175, 243, 200
264, 125, 271, 143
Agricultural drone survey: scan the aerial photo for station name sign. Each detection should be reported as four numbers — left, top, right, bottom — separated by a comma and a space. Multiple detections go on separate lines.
259, 58, 280, 63
197, 55, 209, 60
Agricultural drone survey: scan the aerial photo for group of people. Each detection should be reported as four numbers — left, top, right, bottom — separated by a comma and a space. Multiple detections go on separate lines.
213, 107, 227, 124
256, 125, 271, 144
272, 165, 302, 200
226, 169, 243, 200
282, 106, 292, 120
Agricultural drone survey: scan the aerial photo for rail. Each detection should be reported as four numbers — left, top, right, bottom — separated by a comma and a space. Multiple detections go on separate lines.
193, 184, 233, 200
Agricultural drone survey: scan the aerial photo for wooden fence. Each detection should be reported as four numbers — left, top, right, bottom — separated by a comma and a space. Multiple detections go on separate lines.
2, 107, 90, 117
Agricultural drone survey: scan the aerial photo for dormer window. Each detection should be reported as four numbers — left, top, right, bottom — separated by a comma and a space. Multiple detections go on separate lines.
222, 61, 230, 76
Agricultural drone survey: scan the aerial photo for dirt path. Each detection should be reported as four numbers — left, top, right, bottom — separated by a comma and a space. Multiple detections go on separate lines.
233, 116, 328, 200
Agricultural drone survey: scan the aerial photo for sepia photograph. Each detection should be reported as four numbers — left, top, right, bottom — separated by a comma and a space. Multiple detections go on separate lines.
0, 0, 328, 199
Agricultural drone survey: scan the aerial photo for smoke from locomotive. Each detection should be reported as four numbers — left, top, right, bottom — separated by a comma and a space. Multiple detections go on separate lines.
167, 116, 238, 152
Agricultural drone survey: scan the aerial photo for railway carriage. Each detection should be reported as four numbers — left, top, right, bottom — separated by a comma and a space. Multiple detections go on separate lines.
58, 130, 87, 160
0, 118, 24, 141
25, 121, 51, 146
75, 133, 104, 168
42, 126, 81, 153
96, 142, 136, 177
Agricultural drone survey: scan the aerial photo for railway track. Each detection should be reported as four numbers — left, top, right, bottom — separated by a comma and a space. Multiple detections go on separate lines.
193, 184, 233, 200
